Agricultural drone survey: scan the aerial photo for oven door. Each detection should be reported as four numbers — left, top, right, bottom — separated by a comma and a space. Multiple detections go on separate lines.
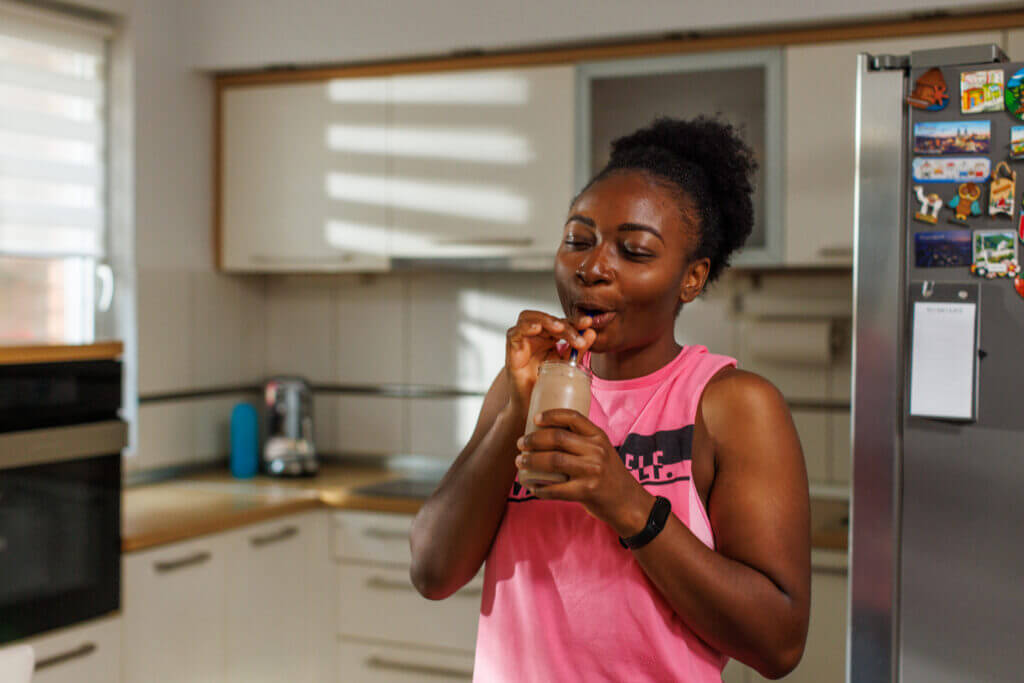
0, 420, 124, 644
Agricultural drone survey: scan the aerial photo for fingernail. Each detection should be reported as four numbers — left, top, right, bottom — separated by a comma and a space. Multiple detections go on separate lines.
534, 413, 542, 424
552, 321, 564, 329
515, 455, 524, 467
516, 437, 525, 450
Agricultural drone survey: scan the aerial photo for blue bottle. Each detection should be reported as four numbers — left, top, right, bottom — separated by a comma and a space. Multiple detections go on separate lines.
230, 403, 259, 479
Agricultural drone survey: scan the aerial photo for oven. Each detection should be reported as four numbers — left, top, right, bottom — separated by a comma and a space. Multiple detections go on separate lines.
0, 360, 123, 645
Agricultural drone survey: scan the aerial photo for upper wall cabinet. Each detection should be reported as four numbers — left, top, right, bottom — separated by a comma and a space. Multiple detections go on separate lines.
577, 49, 784, 266
783, 31, 1002, 267
218, 66, 576, 272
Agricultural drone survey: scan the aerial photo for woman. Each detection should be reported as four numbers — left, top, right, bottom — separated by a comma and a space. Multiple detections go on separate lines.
409, 117, 810, 681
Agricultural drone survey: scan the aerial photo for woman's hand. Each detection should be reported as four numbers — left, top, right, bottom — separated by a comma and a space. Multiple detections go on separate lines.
505, 311, 595, 416
515, 408, 654, 538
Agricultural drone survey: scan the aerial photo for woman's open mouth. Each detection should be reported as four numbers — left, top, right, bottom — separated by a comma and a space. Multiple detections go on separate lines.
575, 304, 617, 330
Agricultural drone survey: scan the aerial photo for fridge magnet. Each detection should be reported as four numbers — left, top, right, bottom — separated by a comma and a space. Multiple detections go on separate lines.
960, 69, 1004, 114
913, 157, 990, 183
948, 183, 983, 225
907, 68, 949, 110
971, 229, 1019, 278
1011, 127, 1024, 160
1019, 210, 1024, 242
1005, 68, 1024, 121
988, 162, 1016, 218
914, 121, 990, 155
913, 186, 943, 224
1015, 274, 1024, 298
914, 229, 972, 267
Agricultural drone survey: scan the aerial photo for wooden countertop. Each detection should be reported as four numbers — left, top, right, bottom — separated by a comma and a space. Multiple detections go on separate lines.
123, 464, 850, 553
122, 464, 420, 552
0, 340, 123, 365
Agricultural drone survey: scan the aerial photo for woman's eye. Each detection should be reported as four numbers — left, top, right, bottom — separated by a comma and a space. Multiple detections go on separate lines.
564, 236, 592, 248
622, 244, 654, 258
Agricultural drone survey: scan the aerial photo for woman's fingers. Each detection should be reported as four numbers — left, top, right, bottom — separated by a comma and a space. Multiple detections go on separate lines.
530, 409, 604, 437
516, 450, 599, 480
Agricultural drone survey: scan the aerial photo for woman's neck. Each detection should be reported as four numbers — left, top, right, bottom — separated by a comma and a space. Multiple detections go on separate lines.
589, 334, 682, 381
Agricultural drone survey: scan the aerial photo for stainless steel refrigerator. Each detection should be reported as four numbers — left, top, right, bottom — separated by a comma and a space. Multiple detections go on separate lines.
851, 44, 1024, 683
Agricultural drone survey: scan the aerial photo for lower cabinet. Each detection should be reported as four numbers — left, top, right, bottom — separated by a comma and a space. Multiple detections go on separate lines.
122, 509, 334, 683
337, 639, 475, 682
23, 614, 121, 683
333, 511, 481, 680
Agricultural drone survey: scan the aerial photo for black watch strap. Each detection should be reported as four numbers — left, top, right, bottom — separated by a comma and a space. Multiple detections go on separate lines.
619, 496, 672, 550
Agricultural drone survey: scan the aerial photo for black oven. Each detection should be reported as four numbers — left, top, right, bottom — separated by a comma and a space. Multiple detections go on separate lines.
0, 360, 123, 645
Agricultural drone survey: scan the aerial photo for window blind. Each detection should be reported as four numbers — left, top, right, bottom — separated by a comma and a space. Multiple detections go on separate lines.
0, 2, 108, 259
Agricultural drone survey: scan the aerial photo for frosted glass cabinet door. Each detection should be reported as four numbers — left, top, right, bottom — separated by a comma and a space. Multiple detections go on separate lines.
221, 79, 391, 272
387, 66, 576, 261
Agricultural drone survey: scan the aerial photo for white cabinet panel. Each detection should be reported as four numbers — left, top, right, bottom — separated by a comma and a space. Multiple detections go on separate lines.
783, 31, 1002, 266
338, 563, 482, 652
338, 638, 474, 682
122, 536, 226, 683
1007, 30, 1024, 61
331, 510, 413, 565
24, 615, 120, 683
221, 79, 390, 272
388, 66, 576, 261
408, 396, 485, 461
224, 512, 322, 683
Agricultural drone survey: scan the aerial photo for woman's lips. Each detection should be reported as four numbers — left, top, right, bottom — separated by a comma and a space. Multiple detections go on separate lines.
575, 306, 617, 330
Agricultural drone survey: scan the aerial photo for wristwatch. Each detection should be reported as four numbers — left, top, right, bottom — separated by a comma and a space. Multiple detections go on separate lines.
619, 496, 672, 550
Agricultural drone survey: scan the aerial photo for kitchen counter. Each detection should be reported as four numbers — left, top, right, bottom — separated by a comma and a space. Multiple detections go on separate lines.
122, 464, 418, 552
123, 464, 850, 553
0, 340, 122, 364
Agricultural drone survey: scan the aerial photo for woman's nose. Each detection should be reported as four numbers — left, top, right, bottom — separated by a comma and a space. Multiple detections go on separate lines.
576, 244, 614, 285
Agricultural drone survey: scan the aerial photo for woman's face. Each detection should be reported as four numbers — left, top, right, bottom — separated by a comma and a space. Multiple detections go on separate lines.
554, 170, 709, 354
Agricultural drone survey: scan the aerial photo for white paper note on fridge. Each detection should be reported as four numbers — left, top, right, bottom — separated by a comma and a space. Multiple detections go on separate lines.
909, 301, 977, 420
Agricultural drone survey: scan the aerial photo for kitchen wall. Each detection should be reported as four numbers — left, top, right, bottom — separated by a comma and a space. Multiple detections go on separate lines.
261, 269, 853, 489
182, 0, 1003, 70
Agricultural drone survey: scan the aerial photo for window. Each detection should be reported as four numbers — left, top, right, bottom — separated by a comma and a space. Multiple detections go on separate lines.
0, 3, 111, 344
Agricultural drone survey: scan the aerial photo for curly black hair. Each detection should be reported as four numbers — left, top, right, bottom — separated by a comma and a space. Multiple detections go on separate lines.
581, 116, 757, 288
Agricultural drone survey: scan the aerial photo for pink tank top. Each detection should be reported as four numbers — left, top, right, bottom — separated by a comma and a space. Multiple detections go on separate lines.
473, 345, 737, 682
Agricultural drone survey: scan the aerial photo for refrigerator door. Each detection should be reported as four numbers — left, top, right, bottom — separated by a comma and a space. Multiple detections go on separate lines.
898, 54, 1024, 683
850, 52, 908, 683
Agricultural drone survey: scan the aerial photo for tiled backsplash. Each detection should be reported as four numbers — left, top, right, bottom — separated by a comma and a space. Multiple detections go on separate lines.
135, 267, 853, 489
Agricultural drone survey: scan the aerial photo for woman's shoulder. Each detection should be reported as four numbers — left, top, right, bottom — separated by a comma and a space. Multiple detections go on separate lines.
698, 367, 791, 438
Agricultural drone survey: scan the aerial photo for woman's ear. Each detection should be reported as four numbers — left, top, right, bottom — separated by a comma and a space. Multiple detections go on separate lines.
679, 258, 710, 304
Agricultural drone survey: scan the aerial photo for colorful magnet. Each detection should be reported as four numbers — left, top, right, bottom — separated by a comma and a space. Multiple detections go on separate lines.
907, 68, 950, 111
1019, 210, 1024, 242
1005, 68, 1024, 121
1011, 127, 1024, 160
914, 121, 990, 155
915, 229, 972, 267
960, 69, 1004, 114
914, 157, 991, 183
1014, 274, 1024, 298
948, 183, 983, 225
988, 162, 1016, 219
913, 185, 943, 224
971, 229, 1019, 279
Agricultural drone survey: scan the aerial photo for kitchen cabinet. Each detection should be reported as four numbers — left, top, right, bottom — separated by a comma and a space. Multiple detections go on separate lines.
224, 512, 334, 683
21, 614, 121, 683
122, 534, 227, 683
782, 31, 1002, 267
1008, 30, 1024, 60
333, 511, 481, 678
577, 49, 784, 266
219, 66, 576, 272
123, 510, 334, 683
221, 77, 391, 272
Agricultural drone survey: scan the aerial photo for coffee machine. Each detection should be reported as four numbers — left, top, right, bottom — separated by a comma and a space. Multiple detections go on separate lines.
262, 377, 318, 476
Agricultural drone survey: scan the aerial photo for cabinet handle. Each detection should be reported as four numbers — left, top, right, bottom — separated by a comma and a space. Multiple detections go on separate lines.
429, 237, 533, 247
35, 642, 96, 670
250, 525, 299, 548
365, 655, 472, 679
365, 575, 482, 598
362, 527, 409, 541
249, 253, 355, 264
154, 551, 211, 573
818, 245, 854, 258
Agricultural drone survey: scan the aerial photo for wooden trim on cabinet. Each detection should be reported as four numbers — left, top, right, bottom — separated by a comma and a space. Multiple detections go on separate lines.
0, 341, 123, 365
214, 9, 1024, 87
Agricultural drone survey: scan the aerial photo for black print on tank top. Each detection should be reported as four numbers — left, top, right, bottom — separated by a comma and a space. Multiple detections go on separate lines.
508, 425, 693, 501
